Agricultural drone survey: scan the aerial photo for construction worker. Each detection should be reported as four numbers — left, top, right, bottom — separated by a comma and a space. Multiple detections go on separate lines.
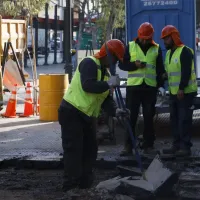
161, 25, 197, 156
119, 22, 166, 155
58, 39, 127, 191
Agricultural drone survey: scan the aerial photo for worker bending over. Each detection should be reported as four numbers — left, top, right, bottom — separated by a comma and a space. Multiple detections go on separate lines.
58, 39, 127, 191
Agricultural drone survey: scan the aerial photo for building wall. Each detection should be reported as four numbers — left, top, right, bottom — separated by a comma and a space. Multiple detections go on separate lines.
38, 0, 77, 21
38, 0, 65, 20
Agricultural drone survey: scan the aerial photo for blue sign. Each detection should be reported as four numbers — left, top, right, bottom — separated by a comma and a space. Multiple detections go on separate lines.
139, 0, 181, 9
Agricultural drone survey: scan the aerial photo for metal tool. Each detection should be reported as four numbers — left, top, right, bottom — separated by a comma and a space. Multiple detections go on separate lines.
105, 42, 146, 180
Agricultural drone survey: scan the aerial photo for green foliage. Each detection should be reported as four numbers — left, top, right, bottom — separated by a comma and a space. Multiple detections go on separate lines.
95, 0, 125, 39
0, 0, 50, 17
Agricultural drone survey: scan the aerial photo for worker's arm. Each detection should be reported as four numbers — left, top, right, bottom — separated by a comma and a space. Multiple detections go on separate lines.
156, 46, 166, 88
101, 94, 117, 116
79, 58, 110, 94
118, 44, 138, 71
179, 46, 193, 90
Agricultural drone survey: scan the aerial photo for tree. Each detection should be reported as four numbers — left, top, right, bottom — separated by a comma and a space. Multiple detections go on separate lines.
74, 0, 125, 46
96, 0, 125, 41
0, 0, 49, 17
74, 0, 87, 50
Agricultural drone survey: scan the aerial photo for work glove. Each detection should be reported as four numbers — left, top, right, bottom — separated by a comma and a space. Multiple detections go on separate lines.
158, 87, 166, 97
107, 75, 120, 88
115, 108, 130, 118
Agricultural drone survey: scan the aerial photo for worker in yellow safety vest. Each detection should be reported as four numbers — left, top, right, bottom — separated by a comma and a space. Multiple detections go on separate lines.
119, 22, 166, 155
161, 25, 197, 157
58, 39, 129, 192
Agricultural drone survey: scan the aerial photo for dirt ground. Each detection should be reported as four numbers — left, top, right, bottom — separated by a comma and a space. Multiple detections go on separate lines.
0, 168, 119, 200
0, 167, 180, 200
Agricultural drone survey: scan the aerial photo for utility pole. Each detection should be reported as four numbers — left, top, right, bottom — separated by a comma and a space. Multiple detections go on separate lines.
64, 0, 73, 82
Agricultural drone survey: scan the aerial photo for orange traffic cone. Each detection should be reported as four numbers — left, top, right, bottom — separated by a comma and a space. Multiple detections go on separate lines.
20, 82, 33, 117
2, 84, 17, 118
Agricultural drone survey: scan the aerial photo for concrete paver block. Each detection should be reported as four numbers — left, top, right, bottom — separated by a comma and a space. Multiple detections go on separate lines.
114, 194, 135, 200
96, 176, 131, 192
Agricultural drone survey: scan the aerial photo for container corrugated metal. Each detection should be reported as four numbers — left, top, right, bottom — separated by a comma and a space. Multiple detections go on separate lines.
125, 0, 196, 57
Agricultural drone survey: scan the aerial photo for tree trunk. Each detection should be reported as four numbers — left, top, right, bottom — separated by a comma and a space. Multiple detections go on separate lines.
106, 10, 115, 41
92, 26, 98, 49
77, 0, 87, 50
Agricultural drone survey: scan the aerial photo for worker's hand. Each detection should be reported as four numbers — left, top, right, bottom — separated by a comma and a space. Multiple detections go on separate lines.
107, 75, 120, 88
177, 89, 184, 100
135, 60, 146, 69
115, 108, 130, 118
158, 87, 166, 96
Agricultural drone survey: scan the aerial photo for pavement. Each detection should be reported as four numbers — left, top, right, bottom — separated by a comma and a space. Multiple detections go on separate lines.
1, 62, 200, 170
0, 63, 128, 169
26, 52, 63, 68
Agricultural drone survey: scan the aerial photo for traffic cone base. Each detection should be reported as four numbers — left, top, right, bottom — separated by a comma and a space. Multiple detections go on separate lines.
19, 82, 33, 117
2, 84, 18, 118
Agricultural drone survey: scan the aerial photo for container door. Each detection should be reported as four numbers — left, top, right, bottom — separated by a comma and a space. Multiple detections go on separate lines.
126, 0, 196, 70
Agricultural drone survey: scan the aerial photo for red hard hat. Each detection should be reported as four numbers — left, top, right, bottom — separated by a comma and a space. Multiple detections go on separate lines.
94, 39, 125, 62
106, 39, 125, 61
160, 25, 179, 39
138, 22, 154, 39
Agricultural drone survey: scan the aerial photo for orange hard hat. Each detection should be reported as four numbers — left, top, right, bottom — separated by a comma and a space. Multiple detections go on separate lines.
160, 25, 183, 46
138, 22, 154, 40
94, 39, 125, 62
160, 25, 179, 39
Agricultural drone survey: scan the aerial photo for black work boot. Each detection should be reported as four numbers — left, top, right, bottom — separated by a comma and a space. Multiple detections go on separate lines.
62, 177, 79, 192
79, 173, 94, 189
142, 142, 158, 155
162, 146, 179, 154
143, 147, 159, 155
120, 144, 132, 156
175, 149, 191, 157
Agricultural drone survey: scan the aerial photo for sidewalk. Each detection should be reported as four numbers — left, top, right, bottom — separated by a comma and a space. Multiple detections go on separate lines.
0, 115, 130, 169
25, 63, 66, 80
1, 113, 200, 169
1, 63, 200, 169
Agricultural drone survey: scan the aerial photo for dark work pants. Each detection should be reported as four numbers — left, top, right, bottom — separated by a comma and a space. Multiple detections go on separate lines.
169, 95, 194, 150
125, 87, 157, 147
58, 105, 97, 182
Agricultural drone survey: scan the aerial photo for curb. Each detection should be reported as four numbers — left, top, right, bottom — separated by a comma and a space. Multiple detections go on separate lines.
0, 154, 153, 170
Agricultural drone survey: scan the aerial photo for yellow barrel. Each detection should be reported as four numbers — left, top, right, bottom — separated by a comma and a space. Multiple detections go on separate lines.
39, 74, 69, 121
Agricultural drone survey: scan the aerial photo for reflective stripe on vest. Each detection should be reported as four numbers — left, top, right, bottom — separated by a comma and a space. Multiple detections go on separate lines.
169, 80, 196, 87
165, 46, 197, 95
127, 41, 158, 87
169, 70, 195, 77
63, 56, 109, 117
128, 74, 156, 79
